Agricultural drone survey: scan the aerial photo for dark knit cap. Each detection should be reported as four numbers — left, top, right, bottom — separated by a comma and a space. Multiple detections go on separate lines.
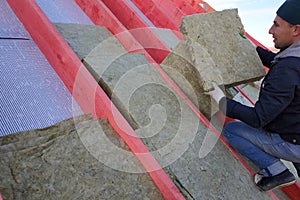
277, 0, 300, 25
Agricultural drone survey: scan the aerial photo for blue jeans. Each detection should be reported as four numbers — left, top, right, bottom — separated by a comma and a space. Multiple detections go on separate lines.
222, 121, 300, 177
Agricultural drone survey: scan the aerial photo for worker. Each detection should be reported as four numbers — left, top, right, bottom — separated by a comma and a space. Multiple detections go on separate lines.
208, 0, 300, 191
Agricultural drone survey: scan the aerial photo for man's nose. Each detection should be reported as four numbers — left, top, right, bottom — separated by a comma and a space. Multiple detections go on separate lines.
269, 24, 275, 35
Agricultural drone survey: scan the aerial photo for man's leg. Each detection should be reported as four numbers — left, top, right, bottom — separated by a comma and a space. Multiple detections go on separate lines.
222, 121, 297, 191
222, 121, 286, 176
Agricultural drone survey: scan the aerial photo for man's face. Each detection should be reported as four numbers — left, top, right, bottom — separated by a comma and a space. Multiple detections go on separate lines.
269, 16, 295, 49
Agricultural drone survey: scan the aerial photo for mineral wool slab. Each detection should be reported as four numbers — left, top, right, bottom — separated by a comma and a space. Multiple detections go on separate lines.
55, 23, 113, 60
162, 40, 219, 116
0, 115, 163, 200
179, 9, 265, 90
162, 9, 265, 116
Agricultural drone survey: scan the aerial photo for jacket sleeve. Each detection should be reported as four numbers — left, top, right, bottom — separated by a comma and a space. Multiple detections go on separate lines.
219, 59, 296, 128
256, 46, 276, 68
219, 97, 261, 127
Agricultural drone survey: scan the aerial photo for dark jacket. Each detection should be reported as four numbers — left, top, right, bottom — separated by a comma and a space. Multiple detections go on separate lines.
220, 40, 300, 145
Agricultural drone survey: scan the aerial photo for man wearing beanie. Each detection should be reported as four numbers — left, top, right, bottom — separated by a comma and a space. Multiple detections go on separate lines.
209, 0, 300, 191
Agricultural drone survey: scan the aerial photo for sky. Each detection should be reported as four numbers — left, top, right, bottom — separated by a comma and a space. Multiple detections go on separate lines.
205, 0, 285, 48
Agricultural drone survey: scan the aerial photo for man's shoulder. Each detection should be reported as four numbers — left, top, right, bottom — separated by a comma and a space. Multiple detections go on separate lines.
269, 57, 300, 83
277, 57, 300, 69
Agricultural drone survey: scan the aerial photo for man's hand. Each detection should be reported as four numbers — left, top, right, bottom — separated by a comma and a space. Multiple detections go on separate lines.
207, 82, 225, 103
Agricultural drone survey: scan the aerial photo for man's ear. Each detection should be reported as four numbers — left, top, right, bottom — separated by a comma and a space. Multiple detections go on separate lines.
293, 25, 300, 37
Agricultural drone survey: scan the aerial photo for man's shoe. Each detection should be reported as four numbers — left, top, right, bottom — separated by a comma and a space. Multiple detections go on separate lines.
254, 170, 296, 191
293, 163, 300, 177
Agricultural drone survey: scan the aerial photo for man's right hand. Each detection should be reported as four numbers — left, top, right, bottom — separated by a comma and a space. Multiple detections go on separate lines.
207, 82, 225, 104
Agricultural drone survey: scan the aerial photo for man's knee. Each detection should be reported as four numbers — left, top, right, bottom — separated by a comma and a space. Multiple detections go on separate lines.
222, 121, 241, 139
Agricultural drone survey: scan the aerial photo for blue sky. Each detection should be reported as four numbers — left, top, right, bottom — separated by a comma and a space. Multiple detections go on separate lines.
205, 0, 285, 47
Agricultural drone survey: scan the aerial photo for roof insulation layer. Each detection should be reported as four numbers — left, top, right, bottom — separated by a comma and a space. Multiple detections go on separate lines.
0, 0, 82, 136
0, 0, 30, 39
35, 0, 93, 24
